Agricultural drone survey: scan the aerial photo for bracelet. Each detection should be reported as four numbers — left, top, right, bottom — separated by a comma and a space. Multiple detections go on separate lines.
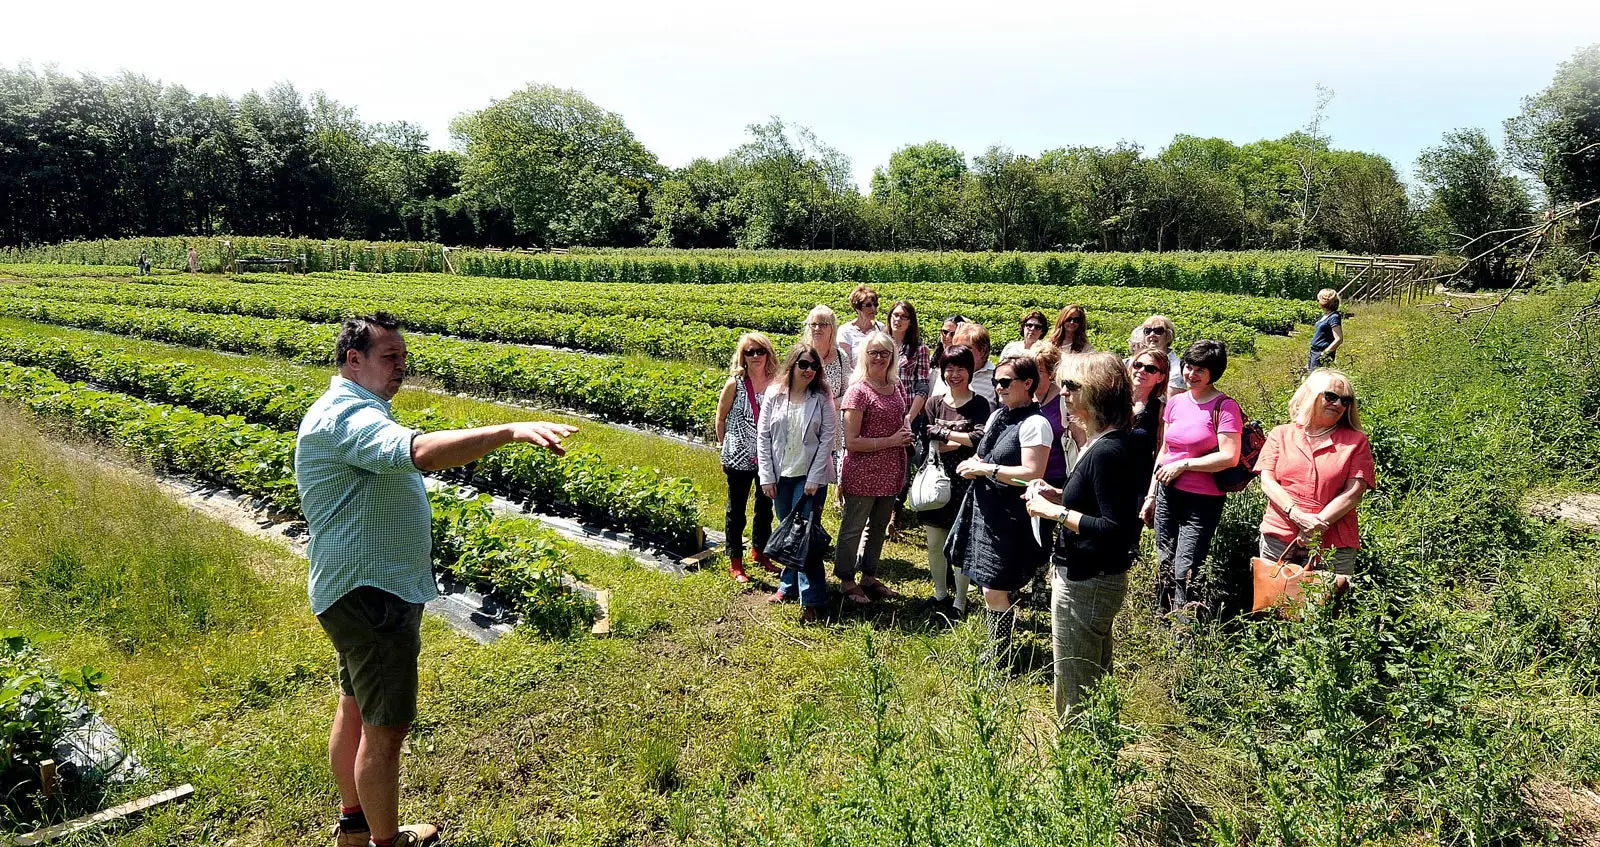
989, 465, 1000, 480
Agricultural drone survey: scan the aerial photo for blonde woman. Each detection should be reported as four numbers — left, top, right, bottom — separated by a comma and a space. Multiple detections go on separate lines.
836, 331, 911, 605
1309, 289, 1344, 371
803, 305, 852, 403
1257, 369, 1375, 577
839, 284, 885, 359
1133, 314, 1185, 396
716, 332, 780, 583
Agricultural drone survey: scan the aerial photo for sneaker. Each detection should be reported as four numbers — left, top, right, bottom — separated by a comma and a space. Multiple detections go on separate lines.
333, 826, 370, 847
766, 589, 793, 604
374, 824, 440, 847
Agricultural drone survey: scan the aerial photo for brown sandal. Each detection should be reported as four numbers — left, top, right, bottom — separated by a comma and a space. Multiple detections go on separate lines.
861, 579, 901, 600
840, 583, 872, 605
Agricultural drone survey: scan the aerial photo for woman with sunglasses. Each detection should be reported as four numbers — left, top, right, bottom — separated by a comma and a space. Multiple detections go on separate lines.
717, 332, 781, 583
1133, 314, 1186, 396
1128, 348, 1170, 484
1047, 305, 1093, 355
1255, 369, 1374, 577
839, 284, 886, 361
757, 343, 839, 623
837, 331, 913, 605
887, 300, 931, 542
929, 314, 968, 397
921, 344, 990, 620
1000, 310, 1050, 362
1023, 352, 1142, 716
1142, 340, 1242, 623
949, 356, 1050, 668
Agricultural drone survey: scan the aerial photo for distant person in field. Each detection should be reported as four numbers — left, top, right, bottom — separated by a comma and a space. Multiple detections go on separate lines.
756, 342, 838, 624
886, 299, 930, 541
1256, 369, 1375, 577
1309, 289, 1344, 371
295, 312, 574, 847
716, 332, 780, 583
836, 331, 911, 606
137, 248, 151, 276
1047, 304, 1093, 355
1129, 314, 1186, 397
838, 284, 885, 359
1000, 310, 1050, 362
921, 344, 989, 621
187, 245, 199, 273
1142, 340, 1242, 625
928, 314, 967, 397
949, 355, 1049, 668
1023, 352, 1142, 716
953, 322, 998, 405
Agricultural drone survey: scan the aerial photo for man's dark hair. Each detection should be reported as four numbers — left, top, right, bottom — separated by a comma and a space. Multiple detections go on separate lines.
336, 312, 402, 365
1182, 339, 1229, 382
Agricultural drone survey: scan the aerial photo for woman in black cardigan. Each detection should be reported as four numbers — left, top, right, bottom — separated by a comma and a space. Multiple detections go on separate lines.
1024, 352, 1142, 717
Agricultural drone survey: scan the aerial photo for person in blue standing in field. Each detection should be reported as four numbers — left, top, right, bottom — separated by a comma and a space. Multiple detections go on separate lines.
296, 312, 574, 847
1309, 288, 1344, 371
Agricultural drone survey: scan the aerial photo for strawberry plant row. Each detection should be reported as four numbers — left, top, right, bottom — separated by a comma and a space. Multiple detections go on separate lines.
0, 298, 726, 437
0, 331, 705, 549
0, 360, 595, 633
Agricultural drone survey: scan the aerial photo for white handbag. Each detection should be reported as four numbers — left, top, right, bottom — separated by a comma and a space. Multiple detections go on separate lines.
908, 457, 952, 511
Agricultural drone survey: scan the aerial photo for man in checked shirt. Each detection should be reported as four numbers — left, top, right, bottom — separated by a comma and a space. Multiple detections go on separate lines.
295, 312, 574, 847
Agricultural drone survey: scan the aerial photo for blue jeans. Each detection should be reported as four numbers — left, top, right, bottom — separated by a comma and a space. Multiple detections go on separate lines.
774, 477, 828, 607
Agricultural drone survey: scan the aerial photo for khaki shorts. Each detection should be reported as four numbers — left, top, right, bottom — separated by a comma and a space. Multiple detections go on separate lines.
316, 586, 424, 727
1259, 534, 1357, 577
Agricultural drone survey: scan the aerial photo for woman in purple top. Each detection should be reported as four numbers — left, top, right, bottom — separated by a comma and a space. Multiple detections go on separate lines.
1141, 340, 1243, 622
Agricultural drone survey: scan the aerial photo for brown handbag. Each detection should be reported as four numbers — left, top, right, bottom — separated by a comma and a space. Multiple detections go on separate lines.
1250, 538, 1349, 619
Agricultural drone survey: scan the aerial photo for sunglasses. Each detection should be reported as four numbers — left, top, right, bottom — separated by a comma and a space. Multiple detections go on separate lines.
743, 349, 768, 358
994, 377, 1018, 389
861, 300, 879, 308
940, 328, 955, 337
1060, 379, 1082, 392
1063, 316, 1083, 324
1321, 390, 1355, 406
1133, 362, 1164, 375
1142, 326, 1166, 335
795, 360, 818, 372
1023, 323, 1046, 332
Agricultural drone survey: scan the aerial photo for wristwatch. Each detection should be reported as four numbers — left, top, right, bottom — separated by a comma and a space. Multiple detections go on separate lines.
989, 465, 1000, 480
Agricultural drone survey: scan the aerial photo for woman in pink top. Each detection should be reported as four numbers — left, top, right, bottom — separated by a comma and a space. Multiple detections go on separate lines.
1141, 340, 1243, 621
1256, 369, 1375, 577
836, 331, 912, 605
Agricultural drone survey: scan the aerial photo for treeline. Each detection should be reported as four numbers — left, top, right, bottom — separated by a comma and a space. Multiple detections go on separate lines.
3, 45, 1595, 281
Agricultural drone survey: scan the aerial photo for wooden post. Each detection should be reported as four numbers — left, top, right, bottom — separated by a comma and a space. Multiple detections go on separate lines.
38, 760, 57, 799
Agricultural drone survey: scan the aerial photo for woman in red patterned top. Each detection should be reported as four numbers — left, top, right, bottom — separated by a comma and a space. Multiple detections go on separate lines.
836, 331, 912, 605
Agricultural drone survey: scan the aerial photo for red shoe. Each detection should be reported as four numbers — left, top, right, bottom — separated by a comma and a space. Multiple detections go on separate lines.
729, 558, 750, 583
754, 550, 781, 574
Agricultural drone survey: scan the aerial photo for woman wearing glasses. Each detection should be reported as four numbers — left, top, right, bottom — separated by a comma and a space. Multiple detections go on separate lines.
757, 343, 839, 623
1000, 310, 1050, 362
839, 284, 886, 360
717, 332, 781, 583
802, 306, 852, 403
887, 300, 931, 541
1047, 305, 1094, 355
1022, 352, 1143, 716
950, 356, 1051, 668
1132, 314, 1185, 396
1255, 369, 1375, 577
837, 332, 913, 605
929, 314, 967, 397
1127, 348, 1171, 486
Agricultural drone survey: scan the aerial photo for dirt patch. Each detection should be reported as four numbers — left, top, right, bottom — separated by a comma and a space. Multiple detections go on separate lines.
1527, 493, 1600, 532
1522, 777, 1600, 845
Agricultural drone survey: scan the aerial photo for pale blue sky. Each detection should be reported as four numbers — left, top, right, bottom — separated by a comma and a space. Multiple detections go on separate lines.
7, 0, 1596, 189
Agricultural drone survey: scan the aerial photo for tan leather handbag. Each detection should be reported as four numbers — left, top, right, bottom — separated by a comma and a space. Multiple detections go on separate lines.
1251, 539, 1349, 618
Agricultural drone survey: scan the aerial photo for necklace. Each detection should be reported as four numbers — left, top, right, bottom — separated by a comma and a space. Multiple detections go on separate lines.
1306, 423, 1337, 439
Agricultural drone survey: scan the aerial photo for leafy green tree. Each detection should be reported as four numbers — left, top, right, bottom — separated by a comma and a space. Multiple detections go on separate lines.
969, 146, 1039, 251
1505, 43, 1600, 233
649, 158, 740, 248
870, 141, 969, 250
1416, 128, 1534, 285
726, 118, 858, 248
1146, 136, 1244, 251
1320, 151, 1412, 254
451, 84, 662, 247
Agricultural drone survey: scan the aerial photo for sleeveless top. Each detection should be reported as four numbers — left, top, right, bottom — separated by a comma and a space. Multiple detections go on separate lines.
720, 377, 762, 470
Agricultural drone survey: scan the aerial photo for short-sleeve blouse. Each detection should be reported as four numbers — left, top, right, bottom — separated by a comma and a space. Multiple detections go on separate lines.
1257, 423, 1377, 549
840, 381, 909, 497
1159, 391, 1243, 497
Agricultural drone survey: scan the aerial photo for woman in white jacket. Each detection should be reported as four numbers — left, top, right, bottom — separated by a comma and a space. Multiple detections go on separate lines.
757, 343, 839, 623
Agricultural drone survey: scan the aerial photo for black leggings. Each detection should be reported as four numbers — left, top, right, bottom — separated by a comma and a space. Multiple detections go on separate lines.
724, 467, 774, 559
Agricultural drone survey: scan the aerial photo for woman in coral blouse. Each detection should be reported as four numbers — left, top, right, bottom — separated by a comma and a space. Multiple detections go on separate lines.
1256, 368, 1376, 577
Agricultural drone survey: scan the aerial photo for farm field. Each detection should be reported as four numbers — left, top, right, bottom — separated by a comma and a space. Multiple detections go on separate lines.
1, 259, 1598, 845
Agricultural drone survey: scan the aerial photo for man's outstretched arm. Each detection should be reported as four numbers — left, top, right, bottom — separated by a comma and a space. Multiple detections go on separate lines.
411, 421, 577, 472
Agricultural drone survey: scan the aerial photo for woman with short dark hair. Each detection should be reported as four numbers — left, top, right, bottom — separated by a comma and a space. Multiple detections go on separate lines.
1024, 352, 1142, 716
1001, 310, 1050, 362
949, 356, 1051, 667
1141, 340, 1242, 623
921, 344, 991, 620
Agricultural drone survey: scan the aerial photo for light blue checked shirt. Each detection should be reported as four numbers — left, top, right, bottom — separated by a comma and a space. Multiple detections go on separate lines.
296, 376, 435, 615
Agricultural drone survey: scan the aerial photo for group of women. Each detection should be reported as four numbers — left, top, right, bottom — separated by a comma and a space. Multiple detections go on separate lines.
715, 286, 1374, 716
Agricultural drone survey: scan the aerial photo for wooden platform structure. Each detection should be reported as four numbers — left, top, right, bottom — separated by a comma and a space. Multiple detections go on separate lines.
1317, 254, 1437, 304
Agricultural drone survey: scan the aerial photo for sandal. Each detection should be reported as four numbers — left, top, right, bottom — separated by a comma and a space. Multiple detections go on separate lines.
839, 582, 872, 605
861, 579, 901, 600
767, 589, 793, 604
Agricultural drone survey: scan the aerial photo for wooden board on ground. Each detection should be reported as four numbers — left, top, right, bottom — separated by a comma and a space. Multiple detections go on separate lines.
8, 784, 194, 846
591, 589, 613, 636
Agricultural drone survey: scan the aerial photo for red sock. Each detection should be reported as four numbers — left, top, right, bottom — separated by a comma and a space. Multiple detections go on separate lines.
341, 804, 363, 815
371, 836, 397, 847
